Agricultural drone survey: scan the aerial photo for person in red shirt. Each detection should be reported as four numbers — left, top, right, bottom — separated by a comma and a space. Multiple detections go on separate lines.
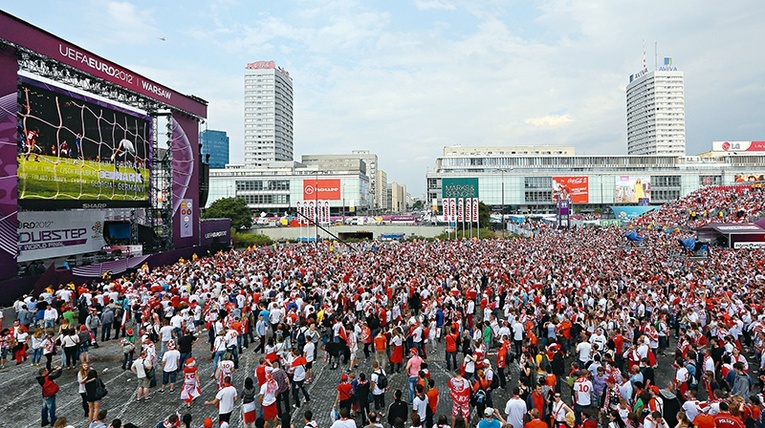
426, 379, 439, 426
524, 408, 548, 428
374, 331, 387, 368
334, 374, 354, 413
445, 327, 459, 371
361, 322, 372, 360
448, 369, 472, 424
496, 337, 509, 390
713, 402, 745, 428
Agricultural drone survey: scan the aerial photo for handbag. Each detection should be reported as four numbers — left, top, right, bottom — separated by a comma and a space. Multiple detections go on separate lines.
95, 377, 108, 400
143, 360, 157, 387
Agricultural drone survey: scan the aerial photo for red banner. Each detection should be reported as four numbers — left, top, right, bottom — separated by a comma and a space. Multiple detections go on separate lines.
303, 179, 341, 200
552, 176, 589, 203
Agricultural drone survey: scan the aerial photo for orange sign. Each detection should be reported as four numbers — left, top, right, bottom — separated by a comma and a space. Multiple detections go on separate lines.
303, 179, 341, 200
552, 176, 589, 203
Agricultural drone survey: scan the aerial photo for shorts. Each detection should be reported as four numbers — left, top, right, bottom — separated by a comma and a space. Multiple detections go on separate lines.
219, 412, 232, 424
306, 361, 313, 370
452, 403, 470, 419
263, 403, 278, 420
138, 376, 150, 388
163, 370, 177, 385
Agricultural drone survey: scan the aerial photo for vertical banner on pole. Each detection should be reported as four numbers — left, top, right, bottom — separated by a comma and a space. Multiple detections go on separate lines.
457, 198, 464, 222
465, 198, 473, 223
472, 198, 479, 224
442, 198, 450, 223
323, 200, 331, 224
296, 201, 303, 224
449, 198, 457, 222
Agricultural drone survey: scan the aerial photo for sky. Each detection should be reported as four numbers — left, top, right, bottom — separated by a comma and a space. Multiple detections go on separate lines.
2, 1, 764, 196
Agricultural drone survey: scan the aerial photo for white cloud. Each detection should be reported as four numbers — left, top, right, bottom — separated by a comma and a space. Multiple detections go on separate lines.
524, 114, 573, 128
414, 0, 457, 11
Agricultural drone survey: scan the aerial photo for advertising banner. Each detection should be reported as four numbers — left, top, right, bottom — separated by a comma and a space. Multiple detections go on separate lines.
734, 173, 765, 182
449, 198, 457, 222
17, 210, 106, 262
614, 176, 651, 204
714, 141, 765, 152
442, 177, 479, 199
465, 197, 472, 222
0, 11, 206, 118
179, 199, 193, 238
442, 198, 450, 221
457, 198, 464, 222
303, 179, 341, 200
200, 219, 231, 247
552, 176, 589, 203
473, 198, 479, 222
171, 114, 200, 249
610, 205, 659, 221
557, 199, 571, 229
321, 200, 331, 224
18, 78, 151, 208
0, 47, 19, 279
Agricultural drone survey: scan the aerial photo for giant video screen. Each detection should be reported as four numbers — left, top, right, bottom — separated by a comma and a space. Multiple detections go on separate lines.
17, 78, 151, 208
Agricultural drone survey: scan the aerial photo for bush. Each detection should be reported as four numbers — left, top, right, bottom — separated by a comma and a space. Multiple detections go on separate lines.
231, 230, 273, 248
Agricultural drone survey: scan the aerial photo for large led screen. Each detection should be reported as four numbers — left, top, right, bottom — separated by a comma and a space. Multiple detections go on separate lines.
17, 78, 151, 208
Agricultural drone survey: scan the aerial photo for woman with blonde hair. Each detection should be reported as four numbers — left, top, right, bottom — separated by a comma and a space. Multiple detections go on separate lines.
30, 327, 45, 366
80, 361, 102, 422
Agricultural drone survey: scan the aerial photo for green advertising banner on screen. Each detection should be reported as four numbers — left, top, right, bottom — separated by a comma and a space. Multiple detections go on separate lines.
442, 177, 479, 199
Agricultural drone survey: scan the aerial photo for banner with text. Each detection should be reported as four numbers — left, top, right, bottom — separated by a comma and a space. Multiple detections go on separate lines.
303, 178, 341, 200
552, 176, 589, 203
442, 177, 479, 199
17, 210, 106, 262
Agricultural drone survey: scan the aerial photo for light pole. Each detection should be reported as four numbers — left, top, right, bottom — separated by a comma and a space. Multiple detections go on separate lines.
493, 168, 511, 238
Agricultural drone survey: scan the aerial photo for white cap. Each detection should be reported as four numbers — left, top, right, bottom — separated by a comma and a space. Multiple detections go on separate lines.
484, 407, 494, 416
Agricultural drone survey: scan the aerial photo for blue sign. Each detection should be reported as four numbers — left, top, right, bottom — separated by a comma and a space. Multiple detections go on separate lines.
610, 205, 658, 221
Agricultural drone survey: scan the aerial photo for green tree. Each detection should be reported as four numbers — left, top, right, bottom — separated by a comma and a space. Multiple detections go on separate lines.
203, 197, 253, 230
412, 200, 424, 210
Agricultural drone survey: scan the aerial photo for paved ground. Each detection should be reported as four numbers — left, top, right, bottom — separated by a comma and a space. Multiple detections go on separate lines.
0, 328, 681, 428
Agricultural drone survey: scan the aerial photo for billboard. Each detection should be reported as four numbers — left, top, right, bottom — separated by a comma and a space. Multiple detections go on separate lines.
713, 141, 765, 152
442, 177, 478, 199
734, 173, 765, 182
0, 11, 207, 118
303, 179, 341, 200
610, 205, 658, 221
18, 78, 151, 208
0, 48, 19, 279
614, 175, 651, 204
552, 176, 589, 203
17, 210, 106, 262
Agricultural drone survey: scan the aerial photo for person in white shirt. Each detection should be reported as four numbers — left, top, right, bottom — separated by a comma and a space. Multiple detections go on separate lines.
576, 339, 593, 367
330, 407, 357, 428
160, 340, 181, 393
573, 371, 593, 425
412, 384, 428, 421
205, 375, 238, 425
504, 387, 527, 428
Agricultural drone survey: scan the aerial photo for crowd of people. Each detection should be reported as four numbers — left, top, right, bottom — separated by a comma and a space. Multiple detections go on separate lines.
2, 183, 765, 428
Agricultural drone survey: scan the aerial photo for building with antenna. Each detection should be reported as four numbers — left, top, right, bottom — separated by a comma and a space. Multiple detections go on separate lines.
626, 57, 686, 156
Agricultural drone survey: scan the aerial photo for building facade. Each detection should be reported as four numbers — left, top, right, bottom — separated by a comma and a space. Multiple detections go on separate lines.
426, 145, 765, 214
375, 169, 389, 211
207, 162, 370, 215
244, 61, 294, 166
301, 150, 381, 210
626, 67, 686, 156
200, 129, 230, 168
390, 182, 407, 212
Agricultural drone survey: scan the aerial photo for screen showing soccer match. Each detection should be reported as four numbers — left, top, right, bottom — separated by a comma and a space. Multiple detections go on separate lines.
17, 78, 151, 208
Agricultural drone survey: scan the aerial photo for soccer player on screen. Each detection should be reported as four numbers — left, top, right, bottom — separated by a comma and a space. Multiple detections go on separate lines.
111, 138, 143, 181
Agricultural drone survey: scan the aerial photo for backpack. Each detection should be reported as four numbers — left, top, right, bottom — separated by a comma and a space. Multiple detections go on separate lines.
732, 373, 751, 400
375, 370, 389, 389
489, 369, 499, 390
297, 328, 307, 345
472, 387, 487, 404
42, 376, 59, 397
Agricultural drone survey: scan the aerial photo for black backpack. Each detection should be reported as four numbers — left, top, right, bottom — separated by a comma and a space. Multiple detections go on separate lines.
375, 370, 388, 389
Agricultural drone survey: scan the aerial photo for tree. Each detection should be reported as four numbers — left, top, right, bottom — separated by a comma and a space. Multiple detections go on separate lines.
203, 197, 253, 230
412, 200, 424, 210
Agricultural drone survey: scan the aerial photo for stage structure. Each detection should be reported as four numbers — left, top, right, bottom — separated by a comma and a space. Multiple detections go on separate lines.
0, 11, 220, 284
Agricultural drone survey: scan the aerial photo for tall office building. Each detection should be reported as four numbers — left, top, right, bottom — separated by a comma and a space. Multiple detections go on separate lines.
244, 61, 294, 166
626, 61, 685, 156
200, 129, 230, 168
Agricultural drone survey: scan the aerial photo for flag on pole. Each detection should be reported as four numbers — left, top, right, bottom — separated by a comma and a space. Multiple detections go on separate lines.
465, 198, 473, 222
443, 198, 450, 221
457, 198, 464, 222
449, 198, 457, 222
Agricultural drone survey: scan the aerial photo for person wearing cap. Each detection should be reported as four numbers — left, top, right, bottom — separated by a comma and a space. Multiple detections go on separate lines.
334, 373, 354, 413
120, 329, 136, 371
405, 347, 424, 404
478, 407, 505, 428
159, 339, 181, 393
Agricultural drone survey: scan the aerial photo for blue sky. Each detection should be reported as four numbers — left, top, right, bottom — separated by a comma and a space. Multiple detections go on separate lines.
2, 1, 764, 195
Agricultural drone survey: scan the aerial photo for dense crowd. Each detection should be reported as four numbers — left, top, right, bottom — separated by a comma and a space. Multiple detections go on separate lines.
2, 185, 765, 428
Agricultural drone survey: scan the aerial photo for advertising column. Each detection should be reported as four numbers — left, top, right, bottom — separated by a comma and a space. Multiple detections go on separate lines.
171, 114, 200, 248
0, 47, 18, 279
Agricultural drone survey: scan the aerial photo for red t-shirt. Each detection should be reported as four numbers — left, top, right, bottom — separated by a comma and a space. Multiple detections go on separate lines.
714, 413, 745, 428
337, 383, 353, 400
446, 334, 458, 353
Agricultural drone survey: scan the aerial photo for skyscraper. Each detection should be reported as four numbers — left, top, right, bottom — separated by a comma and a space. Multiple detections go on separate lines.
626, 61, 686, 156
200, 129, 230, 168
244, 61, 293, 166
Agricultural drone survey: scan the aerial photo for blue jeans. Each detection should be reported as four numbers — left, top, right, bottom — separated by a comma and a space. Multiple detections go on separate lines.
446, 350, 457, 370
41, 396, 57, 426
408, 376, 417, 404
32, 348, 43, 364
212, 350, 226, 372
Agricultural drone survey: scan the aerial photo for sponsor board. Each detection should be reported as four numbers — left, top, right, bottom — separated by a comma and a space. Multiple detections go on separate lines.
17, 210, 106, 262
552, 176, 589, 203
303, 179, 341, 200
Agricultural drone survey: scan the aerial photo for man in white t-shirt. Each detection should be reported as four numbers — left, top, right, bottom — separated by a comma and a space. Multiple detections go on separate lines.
160, 340, 181, 393
205, 376, 238, 425
159, 321, 175, 357
573, 371, 593, 426
370, 361, 387, 415
576, 339, 592, 367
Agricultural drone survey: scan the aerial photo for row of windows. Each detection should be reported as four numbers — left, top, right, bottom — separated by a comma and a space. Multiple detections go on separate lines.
236, 180, 290, 191
242, 194, 290, 205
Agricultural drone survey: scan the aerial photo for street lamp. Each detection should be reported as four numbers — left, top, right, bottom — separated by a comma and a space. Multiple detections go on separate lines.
493, 168, 512, 238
